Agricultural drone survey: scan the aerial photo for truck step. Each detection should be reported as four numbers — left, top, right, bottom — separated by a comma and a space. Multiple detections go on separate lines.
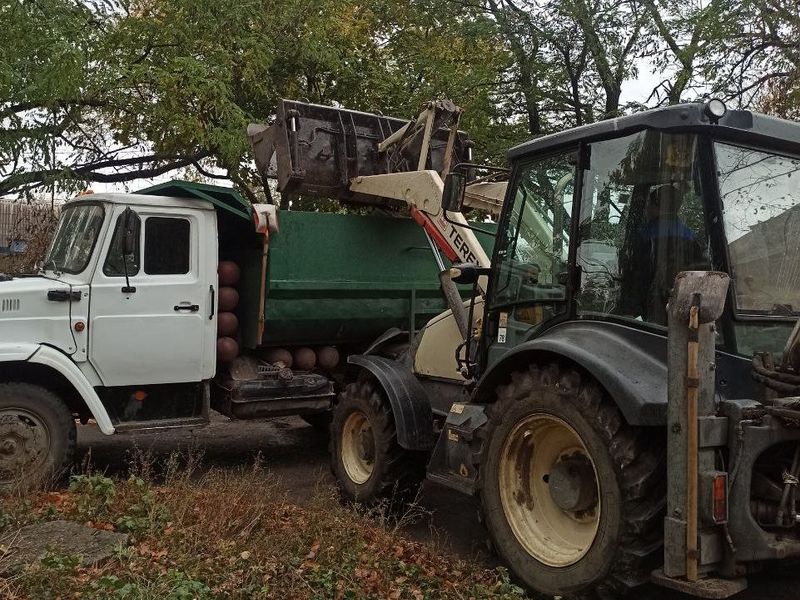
114, 416, 209, 433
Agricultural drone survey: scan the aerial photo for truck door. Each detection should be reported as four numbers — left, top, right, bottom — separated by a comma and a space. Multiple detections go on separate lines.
88, 204, 217, 387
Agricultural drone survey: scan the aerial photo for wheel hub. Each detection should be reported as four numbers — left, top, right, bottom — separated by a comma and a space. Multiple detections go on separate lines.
0, 410, 50, 481
498, 413, 601, 567
341, 411, 375, 485
548, 455, 598, 513
357, 429, 375, 463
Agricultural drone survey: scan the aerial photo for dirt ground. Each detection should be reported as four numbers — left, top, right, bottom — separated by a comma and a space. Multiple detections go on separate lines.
77, 412, 797, 599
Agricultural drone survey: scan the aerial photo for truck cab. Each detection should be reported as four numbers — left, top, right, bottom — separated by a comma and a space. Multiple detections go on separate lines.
51, 194, 218, 389
0, 192, 222, 487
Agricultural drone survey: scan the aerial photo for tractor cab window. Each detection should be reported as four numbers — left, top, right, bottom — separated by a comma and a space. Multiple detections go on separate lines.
716, 144, 800, 317
491, 152, 574, 341
575, 131, 712, 326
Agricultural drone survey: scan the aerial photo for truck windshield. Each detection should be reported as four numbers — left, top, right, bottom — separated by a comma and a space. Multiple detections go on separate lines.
716, 144, 800, 315
43, 204, 105, 274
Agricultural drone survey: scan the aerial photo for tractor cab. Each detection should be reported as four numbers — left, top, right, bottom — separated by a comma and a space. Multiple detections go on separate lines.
478, 101, 800, 378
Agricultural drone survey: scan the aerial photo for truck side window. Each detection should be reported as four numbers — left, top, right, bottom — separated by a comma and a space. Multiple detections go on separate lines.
103, 212, 141, 277
144, 217, 191, 275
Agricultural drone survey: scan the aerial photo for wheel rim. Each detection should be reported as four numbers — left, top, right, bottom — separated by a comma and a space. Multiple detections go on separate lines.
0, 407, 52, 484
341, 410, 375, 485
498, 413, 600, 568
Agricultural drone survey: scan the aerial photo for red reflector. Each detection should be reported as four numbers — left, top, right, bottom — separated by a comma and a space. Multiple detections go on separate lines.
713, 473, 728, 523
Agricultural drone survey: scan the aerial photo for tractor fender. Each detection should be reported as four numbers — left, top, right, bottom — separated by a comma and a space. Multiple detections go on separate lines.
347, 354, 434, 450
0, 344, 116, 435
475, 321, 669, 426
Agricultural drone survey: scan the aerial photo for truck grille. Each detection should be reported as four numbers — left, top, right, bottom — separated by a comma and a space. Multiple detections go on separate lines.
1, 298, 20, 312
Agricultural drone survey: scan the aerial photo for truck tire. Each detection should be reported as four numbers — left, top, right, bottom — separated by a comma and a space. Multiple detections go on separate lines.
0, 383, 76, 492
330, 379, 426, 508
478, 363, 665, 597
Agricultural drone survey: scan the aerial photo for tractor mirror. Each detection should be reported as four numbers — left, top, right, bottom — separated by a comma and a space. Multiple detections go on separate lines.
449, 263, 490, 285
442, 172, 466, 212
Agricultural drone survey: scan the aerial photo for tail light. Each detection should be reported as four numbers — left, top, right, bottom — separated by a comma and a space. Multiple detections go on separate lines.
712, 473, 728, 524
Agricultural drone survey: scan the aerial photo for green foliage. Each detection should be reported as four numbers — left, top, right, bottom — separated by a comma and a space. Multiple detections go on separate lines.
69, 473, 117, 518
0, 506, 13, 530
0, 0, 512, 202
114, 476, 170, 535
17, 550, 83, 598
2, 0, 795, 203
4, 465, 530, 600
39, 550, 83, 571
87, 570, 211, 600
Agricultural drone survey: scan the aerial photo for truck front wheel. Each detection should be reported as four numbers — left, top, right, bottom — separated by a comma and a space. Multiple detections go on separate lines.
0, 383, 76, 492
330, 378, 425, 508
479, 364, 664, 597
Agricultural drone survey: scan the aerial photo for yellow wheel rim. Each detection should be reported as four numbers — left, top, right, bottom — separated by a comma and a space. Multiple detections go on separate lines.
498, 413, 600, 567
341, 411, 375, 485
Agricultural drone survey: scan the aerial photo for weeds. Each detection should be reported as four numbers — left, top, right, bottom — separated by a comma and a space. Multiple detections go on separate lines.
0, 452, 529, 599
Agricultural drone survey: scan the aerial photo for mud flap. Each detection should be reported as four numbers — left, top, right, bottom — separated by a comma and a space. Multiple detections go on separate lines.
426, 402, 487, 495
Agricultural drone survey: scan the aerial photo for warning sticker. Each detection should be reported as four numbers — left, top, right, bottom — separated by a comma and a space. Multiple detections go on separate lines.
498, 311, 508, 343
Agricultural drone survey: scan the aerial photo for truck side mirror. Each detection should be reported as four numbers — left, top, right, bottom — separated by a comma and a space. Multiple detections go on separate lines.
123, 207, 136, 256
442, 172, 466, 213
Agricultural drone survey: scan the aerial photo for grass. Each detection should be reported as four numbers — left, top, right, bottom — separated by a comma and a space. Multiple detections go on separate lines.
0, 453, 528, 599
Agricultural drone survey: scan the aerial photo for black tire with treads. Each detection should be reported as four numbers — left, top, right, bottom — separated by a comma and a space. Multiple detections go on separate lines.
478, 362, 665, 598
330, 378, 426, 508
0, 383, 76, 492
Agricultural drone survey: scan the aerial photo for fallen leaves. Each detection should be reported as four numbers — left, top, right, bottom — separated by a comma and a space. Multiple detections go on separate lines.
0, 467, 529, 600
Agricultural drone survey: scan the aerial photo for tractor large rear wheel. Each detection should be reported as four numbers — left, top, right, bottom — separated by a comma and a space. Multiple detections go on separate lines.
479, 363, 664, 597
330, 378, 426, 508
0, 383, 76, 493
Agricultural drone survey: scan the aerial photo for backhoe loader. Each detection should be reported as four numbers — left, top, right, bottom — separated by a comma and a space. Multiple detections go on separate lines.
251, 98, 800, 597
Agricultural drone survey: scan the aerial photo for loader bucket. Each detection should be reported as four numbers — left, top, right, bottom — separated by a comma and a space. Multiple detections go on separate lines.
249, 99, 473, 205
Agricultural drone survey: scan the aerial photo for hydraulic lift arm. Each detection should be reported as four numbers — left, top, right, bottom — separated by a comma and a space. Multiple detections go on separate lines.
348, 170, 490, 269
248, 99, 497, 292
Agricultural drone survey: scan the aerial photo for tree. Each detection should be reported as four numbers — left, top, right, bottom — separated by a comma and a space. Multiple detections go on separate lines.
1, 0, 512, 204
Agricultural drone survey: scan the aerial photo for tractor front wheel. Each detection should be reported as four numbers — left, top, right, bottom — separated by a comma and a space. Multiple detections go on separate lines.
330, 378, 426, 508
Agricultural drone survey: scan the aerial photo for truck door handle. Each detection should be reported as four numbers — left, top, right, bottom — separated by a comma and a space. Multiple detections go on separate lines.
209, 285, 215, 320
174, 304, 200, 312
47, 289, 81, 302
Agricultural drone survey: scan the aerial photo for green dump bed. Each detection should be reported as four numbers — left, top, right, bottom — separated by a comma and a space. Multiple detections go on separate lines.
137, 180, 496, 351
258, 211, 495, 347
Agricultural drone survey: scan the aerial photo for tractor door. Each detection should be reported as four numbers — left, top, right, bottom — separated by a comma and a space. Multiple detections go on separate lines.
484, 150, 577, 363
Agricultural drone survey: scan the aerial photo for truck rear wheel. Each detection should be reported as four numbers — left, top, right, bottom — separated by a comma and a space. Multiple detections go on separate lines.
330, 378, 425, 508
0, 383, 76, 492
479, 363, 664, 597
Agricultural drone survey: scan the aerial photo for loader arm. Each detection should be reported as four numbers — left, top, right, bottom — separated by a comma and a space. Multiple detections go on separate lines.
249, 98, 498, 295
348, 170, 491, 271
